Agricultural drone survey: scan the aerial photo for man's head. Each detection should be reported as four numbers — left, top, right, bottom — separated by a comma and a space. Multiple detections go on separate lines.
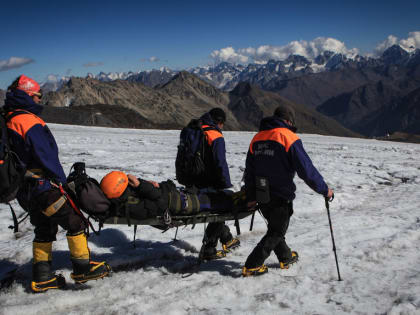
274, 105, 296, 129
8, 75, 43, 103
100, 171, 129, 199
209, 107, 226, 129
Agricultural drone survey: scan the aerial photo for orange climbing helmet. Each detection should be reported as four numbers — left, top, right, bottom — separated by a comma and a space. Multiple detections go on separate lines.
100, 171, 129, 199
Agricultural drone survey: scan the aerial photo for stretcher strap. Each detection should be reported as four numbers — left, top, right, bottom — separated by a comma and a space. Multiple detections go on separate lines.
163, 209, 172, 226
190, 194, 199, 213
125, 203, 131, 227
169, 192, 182, 213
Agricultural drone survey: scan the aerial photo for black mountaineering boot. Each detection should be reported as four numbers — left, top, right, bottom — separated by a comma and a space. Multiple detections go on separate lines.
70, 260, 112, 284
222, 238, 240, 252
279, 251, 299, 269
67, 232, 111, 284
32, 261, 66, 293
199, 245, 226, 261
242, 265, 268, 277
31, 242, 66, 293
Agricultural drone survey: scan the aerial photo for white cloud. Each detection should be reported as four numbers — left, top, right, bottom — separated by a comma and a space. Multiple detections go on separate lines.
83, 62, 104, 67
140, 56, 161, 63
46, 74, 59, 82
43, 74, 70, 86
374, 31, 420, 55
0, 56, 34, 72
210, 46, 249, 64
374, 35, 399, 55
400, 31, 420, 51
210, 37, 359, 65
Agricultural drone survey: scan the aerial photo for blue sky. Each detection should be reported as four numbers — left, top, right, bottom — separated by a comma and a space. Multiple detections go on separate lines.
1, 0, 420, 89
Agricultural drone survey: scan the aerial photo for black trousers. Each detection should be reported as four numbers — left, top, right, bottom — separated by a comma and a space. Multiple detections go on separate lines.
203, 222, 233, 248
245, 198, 293, 268
28, 189, 86, 242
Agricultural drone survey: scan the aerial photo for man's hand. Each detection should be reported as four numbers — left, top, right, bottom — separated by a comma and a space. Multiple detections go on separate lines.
147, 180, 159, 188
247, 201, 257, 210
327, 188, 334, 200
127, 174, 140, 187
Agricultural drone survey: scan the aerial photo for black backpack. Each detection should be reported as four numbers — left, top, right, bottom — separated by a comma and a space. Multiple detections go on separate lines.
0, 110, 26, 203
175, 119, 212, 186
66, 162, 111, 222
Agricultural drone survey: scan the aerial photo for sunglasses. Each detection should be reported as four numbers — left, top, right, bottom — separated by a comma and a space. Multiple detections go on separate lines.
32, 90, 43, 99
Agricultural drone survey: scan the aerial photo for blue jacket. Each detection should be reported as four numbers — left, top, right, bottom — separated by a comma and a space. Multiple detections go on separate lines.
245, 116, 328, 201
198, 112, 232, 189
4, 90, 66, 206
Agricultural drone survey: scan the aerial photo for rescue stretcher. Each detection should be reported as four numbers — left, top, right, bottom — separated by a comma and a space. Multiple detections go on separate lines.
103, 208, 257, 235
65, 162, 257, 236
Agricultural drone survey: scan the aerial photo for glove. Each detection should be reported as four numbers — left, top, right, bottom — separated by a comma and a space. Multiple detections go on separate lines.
222, 188, 235, 195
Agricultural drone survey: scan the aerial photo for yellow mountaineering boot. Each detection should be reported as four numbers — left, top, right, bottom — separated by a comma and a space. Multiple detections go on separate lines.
279, 251, 299, 269
199, 245, 226, 261
242, 265, 268, 277
31, 241, 66, 293
222, 238, 240, 252
67, 232, 111, 284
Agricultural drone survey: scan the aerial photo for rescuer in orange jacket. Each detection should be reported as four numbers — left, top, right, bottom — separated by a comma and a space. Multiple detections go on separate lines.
193, 108, 240, 260
3, 75, 110, 292
242, 105, 334, 276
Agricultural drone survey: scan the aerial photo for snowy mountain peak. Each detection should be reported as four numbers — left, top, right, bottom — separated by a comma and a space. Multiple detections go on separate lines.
41, 47, 420, 93
381, 45, 410, 64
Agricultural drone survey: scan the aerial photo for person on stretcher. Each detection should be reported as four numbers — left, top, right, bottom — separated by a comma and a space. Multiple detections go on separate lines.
99, 171, 248, 221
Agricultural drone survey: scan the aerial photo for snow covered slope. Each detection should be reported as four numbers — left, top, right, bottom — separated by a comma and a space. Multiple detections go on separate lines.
0, 125, 419, 314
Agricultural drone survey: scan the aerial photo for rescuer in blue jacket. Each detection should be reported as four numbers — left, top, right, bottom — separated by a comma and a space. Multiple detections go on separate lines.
194, 108, 240, 260
3, 75, 110, 292
199, 110, 232, 189
242, 105, 334, 276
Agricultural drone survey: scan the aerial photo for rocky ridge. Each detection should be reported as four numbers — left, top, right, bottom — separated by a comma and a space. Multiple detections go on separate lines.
42, 72, 357, 137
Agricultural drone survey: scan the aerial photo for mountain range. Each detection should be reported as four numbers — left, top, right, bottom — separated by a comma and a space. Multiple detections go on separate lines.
0, 45, 419, 140
38, 71, 358, 137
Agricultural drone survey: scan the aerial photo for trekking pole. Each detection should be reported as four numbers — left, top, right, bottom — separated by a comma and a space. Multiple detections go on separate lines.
325, 195, 342, 281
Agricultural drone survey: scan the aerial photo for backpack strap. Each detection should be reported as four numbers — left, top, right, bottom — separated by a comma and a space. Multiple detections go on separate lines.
4, 110, 30, 123
7, 202, 29, 233
0, 110, 26, 154
199, 125, 216, 159
201, 125, 223, 147
201, 126, 215, 132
